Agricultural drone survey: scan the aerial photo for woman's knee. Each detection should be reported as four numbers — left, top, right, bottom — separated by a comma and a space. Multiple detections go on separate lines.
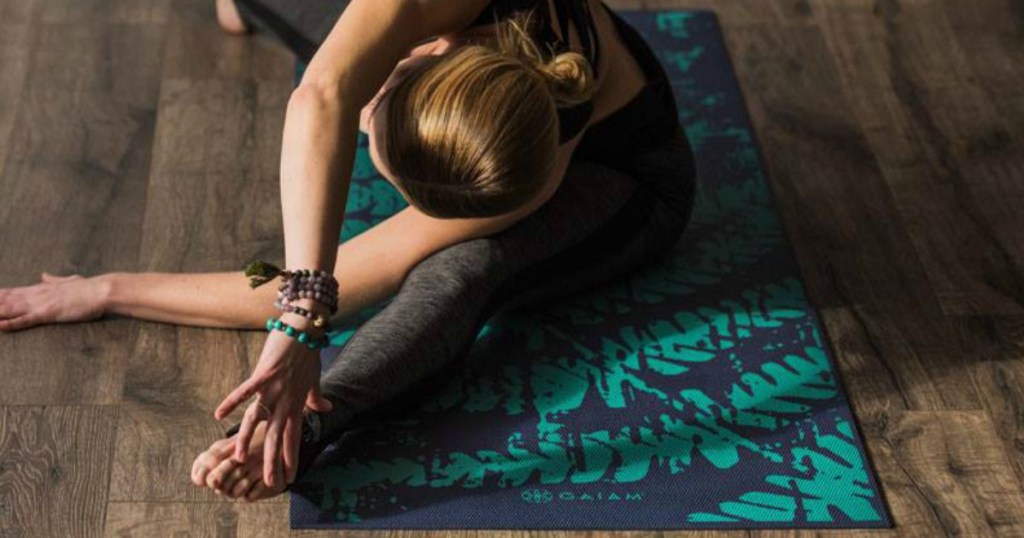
400, 237, 504, 304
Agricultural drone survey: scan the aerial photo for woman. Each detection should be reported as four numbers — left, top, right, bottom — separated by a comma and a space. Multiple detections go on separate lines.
0, 0, 697, 502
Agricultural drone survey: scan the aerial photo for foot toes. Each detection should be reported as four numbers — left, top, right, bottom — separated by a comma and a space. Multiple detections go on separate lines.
229, 469, 261, 499
205, 456, 238, 490
191, 453, 216, 487
192, 435, 241, 486
245, 480, 266, 502
219, 464, 247, 494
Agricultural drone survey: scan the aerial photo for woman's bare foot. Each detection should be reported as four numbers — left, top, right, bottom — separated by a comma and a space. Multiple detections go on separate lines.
191, 420, 288, 502
215, 0, 249, 35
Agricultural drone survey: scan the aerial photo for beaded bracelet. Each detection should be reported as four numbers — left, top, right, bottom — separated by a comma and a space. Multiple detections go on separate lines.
273, 300, 331, 329
277, 279, 338, 314
277, 271, 338, 306
265, 316, 331, 350
244, 260, 340, 315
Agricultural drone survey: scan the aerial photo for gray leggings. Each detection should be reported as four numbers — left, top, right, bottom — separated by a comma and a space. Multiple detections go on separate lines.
226, 0, 698, 474
309, 128, 697, 449
233, 130, 699, 478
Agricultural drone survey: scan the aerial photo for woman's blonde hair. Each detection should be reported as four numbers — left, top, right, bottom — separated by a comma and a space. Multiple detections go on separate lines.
377, 9, 595, 218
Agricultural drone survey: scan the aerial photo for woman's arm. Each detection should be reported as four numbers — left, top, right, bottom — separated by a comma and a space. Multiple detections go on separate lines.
0, 185, 554, 334
213, 0, 509, 488
100, 170, 558, 324
103, 271, 276, 329
279, 0, 489, 274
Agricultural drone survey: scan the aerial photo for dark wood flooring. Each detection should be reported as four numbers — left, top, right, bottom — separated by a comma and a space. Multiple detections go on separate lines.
0, 0, 1022, 535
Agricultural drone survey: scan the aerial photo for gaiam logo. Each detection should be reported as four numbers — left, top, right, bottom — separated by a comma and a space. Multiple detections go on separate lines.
520, 489, 643, 503
521, 489, 554, 503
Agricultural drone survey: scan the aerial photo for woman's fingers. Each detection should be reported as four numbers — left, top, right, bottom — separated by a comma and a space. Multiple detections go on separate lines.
233, 401, 261, 463
215, 376, 262, 420
282, 412, 301, 484
0, 273, 100, 331
263, 410, 285, 488
0, 314, 35, 332
0, 291, 25, 319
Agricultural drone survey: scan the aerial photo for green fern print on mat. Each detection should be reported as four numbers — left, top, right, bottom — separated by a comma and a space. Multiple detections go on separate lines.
291, 10, 890, 530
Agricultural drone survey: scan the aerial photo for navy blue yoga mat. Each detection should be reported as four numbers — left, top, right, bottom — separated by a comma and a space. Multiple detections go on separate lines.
290, 10, 892, 530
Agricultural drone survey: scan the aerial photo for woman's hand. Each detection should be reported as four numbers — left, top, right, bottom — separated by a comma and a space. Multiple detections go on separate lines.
0, 272, 110, 332
213, 311, 334, 488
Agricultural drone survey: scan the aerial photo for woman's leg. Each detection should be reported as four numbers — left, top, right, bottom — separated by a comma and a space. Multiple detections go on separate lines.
310, 127, 697, 443
198, 128, 697, 499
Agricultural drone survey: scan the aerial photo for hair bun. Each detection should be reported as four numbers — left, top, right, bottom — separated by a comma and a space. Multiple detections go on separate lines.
538, 51, 595, 106
495, 10, 597, 107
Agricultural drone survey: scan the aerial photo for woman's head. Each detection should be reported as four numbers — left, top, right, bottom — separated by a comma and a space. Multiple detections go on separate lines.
366, 11, 595, 218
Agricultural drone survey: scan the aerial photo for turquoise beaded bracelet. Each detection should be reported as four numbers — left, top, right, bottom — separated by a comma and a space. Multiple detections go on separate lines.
265, 316, 330, 350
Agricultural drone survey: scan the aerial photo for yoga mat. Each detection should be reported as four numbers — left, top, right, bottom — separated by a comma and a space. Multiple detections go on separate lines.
291, 10, 892, 530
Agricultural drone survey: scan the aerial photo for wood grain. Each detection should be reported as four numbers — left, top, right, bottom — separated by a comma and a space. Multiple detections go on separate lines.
0, 0, 1022, 535
725, 22, 985, 414
108, 325, 278, 502
0, 17, 166, 404
0, 406, 118, 538
0, 22, 29, 185
107, 0, 294, 503
813, 0, 1024, 317
958, 316, 1024, 501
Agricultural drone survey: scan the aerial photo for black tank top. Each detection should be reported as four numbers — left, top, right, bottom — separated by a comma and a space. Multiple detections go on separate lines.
466, 0, 601, 144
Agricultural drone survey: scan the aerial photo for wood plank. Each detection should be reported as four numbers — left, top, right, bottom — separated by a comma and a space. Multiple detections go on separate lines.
816, 305, 912, 419
162, 0, 295, 82
812, 0, 1024, 316
0, 405, 118, 538
134, 77, 289, 271
104, 501, 284, 537
724, 23, 983, 411
0, 0, 41, 23
0, 322, 131, 406
3, 0, 1022, 534
0, 20, 167, 405
103, 501, 748, 537
37, 0, 173, 24
861, 411, 1024, 536
959, 316, 1024, 495
109, 2, 295, 502
138, 1, 294, 271
755, 528, 891, 537
0, 21, 164, 278
0, 22, 30, 183
108, 326, 281, 502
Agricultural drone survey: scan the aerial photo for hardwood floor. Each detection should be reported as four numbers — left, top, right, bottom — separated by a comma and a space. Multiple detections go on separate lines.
0, 0, 1021, 535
